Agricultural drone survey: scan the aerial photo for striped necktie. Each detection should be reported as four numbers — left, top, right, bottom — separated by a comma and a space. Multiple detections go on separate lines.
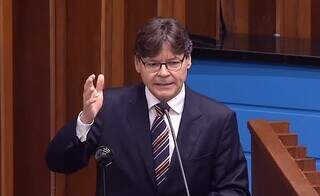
151, 103, 170, 186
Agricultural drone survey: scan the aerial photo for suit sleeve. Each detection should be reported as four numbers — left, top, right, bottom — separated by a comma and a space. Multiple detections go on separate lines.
46, 113, 103, 174
208, 112, 250, 196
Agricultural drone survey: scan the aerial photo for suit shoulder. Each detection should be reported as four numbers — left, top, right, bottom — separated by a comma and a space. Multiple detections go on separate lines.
189, 89, 234, 117
100, 83, 145, 111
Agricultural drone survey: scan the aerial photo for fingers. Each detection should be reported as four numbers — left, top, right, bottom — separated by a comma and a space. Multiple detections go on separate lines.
82, 74, 104, 123
83, 74, 96, 102
96, 74, 105, 93
84, 74, 95, 90
83, 74, 104, 104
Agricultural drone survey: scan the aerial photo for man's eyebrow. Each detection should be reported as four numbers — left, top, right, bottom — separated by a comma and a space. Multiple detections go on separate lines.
146, 56, 180, 62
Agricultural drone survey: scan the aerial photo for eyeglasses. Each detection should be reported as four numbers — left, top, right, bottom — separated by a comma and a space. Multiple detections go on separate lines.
140, 55, 185, 73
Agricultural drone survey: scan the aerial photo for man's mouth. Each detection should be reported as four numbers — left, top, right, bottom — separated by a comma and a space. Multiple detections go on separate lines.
155, 82, 174, 86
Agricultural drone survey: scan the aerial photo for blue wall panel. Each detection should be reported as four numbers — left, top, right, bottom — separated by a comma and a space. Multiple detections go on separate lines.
244, 153, 252, 191
187, 58, 320, 181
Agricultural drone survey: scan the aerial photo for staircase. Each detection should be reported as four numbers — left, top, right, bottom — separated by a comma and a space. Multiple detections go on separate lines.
248, 120, 320, 196
269, 121, 320, 194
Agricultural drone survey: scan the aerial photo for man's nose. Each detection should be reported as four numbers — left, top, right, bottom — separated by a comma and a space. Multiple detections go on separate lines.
158, 64, 170, 76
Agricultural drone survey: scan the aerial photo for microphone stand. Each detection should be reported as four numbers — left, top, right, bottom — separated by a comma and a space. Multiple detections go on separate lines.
102, 165, 107, 196
95, 146, 112, 196
162, 103, 190, 196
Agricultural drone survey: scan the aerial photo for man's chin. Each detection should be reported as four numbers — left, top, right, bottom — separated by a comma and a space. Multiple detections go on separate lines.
153, 90, 176, 101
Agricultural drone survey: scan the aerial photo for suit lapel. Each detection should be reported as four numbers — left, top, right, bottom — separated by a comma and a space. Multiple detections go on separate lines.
126, 84, 203, 189
126, 84, 156, 187
166, 86, 203, 179
176, 87, 202, 159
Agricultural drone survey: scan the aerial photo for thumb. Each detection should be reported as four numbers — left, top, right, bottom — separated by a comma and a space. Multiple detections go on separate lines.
96, 74, 105, 92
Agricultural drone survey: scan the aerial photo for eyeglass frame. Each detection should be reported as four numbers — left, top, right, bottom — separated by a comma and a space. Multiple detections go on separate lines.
139, 55, 186, 73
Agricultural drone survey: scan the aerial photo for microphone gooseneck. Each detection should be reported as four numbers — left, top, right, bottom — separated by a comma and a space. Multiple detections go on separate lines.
160, 102, 190, 196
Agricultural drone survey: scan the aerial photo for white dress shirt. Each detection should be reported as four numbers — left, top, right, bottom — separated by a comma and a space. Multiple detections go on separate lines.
76, 84, 186, 161
145, 84, 185, 160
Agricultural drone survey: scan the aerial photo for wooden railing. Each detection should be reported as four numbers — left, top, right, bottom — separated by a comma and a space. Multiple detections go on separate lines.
248, 120, 320, 196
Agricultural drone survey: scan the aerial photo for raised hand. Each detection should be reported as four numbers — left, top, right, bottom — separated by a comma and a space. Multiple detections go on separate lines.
80, 74, 105, 124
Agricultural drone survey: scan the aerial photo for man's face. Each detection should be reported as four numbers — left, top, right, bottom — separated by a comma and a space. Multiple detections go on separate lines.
135, 43, 192, 101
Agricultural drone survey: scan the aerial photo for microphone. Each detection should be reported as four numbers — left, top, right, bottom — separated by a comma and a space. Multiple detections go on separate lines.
95, 145, 113, 167
95, 146, 112, 196
159, 102, 190, 196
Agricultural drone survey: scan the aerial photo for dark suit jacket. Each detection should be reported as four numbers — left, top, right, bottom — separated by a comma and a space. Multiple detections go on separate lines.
46, 84, 250, 196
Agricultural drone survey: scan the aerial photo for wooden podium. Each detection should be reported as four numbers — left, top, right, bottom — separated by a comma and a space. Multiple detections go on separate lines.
248, 120, 320, 195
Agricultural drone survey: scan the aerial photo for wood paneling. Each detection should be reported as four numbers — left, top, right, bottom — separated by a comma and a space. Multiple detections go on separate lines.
221, 0, 314, 39
13, 0, 51, 195
233, 0, 248, 34
124, 0, 157, 85
157, 0, 186, 25
0, 0, 14, 195
275, 0, 312, 53
64, 0, 101, 195
110, 0, 125, 86
276, 38, 311, 56
311, 0, 320, 40
297, 0, 311, 39
101, 0, 111, 87
100, 0, 107, 76
66, 159, 97, 196
102, 0, 125, 87
222, 0, 249, 34
50, 0, 67, 194
186, 0, 217, 39
249, 0, 276, 36
52, 0, 67, 138
1, 1, 3, 195
66, 0, 101, 117
173, 0, 186, 25
157, 0, 173, 18
277, 0, 311, 39
311, 1, 320, 74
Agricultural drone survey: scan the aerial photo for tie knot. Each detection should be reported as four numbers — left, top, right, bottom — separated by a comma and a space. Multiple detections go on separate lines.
154, 103, 166, 116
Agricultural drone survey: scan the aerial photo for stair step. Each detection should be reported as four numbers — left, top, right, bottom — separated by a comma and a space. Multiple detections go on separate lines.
313, 185, 320, 194
304, 171, 320, 185
277, 133, 298, 146
269, 121, 289, 133
286, 146, 307, 159
296, 158, 316, 171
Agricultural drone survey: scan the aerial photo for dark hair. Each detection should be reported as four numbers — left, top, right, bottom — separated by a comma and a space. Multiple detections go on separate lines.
134, 17, 192, 58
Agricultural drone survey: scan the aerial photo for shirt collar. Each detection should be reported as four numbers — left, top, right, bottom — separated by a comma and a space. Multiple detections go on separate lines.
145, 84, 185, 114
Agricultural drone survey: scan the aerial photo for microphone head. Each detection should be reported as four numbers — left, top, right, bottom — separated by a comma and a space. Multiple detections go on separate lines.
95, 146, 112, 167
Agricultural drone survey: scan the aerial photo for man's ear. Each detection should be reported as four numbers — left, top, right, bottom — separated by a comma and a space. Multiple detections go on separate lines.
186, 55, 192, 69
134, 56, 141, 73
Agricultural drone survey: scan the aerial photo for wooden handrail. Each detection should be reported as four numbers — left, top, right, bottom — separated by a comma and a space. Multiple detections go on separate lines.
248, 120, 319, 196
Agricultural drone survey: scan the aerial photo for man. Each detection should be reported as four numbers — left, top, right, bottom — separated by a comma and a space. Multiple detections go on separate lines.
46, 17, 250, 196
